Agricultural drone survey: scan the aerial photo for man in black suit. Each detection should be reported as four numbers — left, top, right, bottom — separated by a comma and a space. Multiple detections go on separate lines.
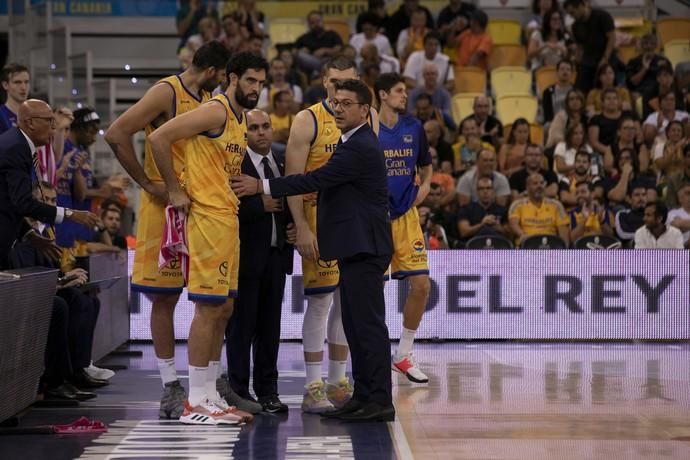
232, 79, 395, 422
223, 109, 295, 414
0, 99, 97, 269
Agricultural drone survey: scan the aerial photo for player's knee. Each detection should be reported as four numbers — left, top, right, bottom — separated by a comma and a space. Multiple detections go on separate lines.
409, 275, 431, 297
150, 293, 179, 314
217, 299, 234, 322
305, 293, 332, 319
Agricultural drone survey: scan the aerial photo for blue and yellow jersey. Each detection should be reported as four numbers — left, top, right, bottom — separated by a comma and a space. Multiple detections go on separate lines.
509, 197, 568, 243
183, 93, 247, 216
379, 114, 431, 220
144, 75, 211, 182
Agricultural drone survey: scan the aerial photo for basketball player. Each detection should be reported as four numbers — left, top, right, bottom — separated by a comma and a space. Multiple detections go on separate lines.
105, 42, 228, 418
375, 73, 431, 383
286, 55, 379, 412
150, 51, 268, 425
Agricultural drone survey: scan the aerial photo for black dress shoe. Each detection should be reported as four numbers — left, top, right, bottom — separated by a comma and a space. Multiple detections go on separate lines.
259, 395, 288, 413
70, 369, 109, 388
43, 384, 80, 401
321, 399, 364, 418
336, 402, 395, 422
63, 382, 97, 401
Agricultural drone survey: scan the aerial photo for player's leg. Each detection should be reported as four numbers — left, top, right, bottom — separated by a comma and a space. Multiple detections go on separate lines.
325, 289, 353, 408
301, 290, 336, 413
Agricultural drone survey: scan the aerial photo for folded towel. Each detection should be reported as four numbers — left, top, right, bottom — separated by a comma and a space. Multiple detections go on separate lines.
159, 205, 189, 282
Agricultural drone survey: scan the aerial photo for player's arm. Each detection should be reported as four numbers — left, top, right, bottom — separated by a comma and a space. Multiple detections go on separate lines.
104, 83, 175, 201
414, 165, 433, 206
369, 108, 380, 136
149, 101, 227, 214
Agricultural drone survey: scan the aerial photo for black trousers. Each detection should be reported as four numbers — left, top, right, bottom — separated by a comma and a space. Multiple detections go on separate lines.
226, 249, 286, 399
57, 288, 100, 370
338, 252, 392, 407
42, 296, 73, 387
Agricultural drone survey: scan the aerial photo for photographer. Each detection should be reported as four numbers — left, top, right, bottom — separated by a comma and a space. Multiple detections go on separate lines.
418, 205, 449, 249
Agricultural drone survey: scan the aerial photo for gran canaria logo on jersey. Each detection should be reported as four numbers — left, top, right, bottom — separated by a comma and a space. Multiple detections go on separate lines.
384, 147, 415, 176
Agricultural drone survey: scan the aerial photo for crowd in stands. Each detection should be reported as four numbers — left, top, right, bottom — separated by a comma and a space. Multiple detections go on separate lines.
170, 0, 689, 249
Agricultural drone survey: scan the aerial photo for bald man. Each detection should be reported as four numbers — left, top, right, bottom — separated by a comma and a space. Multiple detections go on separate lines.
0, 99, 98, 268
225, 109, 295, 413
406, 62, 451, 115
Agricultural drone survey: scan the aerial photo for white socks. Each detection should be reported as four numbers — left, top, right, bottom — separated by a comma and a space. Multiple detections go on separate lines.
157, 357, 177, 387
305, 361, 323, 384
327, 360, 347, 384
396, 327, 417, 359
206, 360, 221, 400
188, 365, 208, 406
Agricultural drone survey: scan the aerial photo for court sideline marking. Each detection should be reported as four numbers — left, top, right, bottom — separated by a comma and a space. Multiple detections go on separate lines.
389, 418, 414, 460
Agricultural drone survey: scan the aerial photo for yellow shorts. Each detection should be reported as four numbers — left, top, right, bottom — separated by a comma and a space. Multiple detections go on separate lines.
390, 206, 429, 280
131, 189, 184, 294
301, 201, 339, 295
186, 210, 239, 304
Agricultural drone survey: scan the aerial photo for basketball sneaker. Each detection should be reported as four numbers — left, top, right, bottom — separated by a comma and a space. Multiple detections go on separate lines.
179, 399, 242, 425
85, 362, 115, 380
301, 380, 334, 413
392, 353, 429, 383
159, 380, 187, 419
325, 378, 353, 409
210, 396, 254, 423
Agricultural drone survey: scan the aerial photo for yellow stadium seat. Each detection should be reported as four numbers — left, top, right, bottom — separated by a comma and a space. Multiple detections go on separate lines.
488, 44, 527, 70
451, 93, 482, 125
657, 17, 690, 47
267, 18, 307, 47
487, 19, 522, 45
496, 95, 538, 125
664, 39, 690, 70
491, 67, 532, 98
535, 66, 557, 98
453, 66, 486, 94
324, 19, 351, 43
617, 45, 638, 65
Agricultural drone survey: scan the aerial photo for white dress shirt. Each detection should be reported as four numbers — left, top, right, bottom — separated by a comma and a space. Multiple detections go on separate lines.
19, 128, 65, 224
248, 147, 280, 247
634, 225, 684, 249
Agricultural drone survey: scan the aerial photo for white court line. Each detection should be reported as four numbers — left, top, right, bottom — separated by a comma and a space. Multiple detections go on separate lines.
389, 418, 414, 460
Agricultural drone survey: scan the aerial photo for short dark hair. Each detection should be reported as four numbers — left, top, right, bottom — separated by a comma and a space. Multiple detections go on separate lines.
575, 180, 594, 192
575, 149, 591, 162
1, 63, 30, 83
477, 175, 494, 186
525, 142, 542, 154
646, 201, 669, 223
629, 180, 648, 195
374, 72, 405, 105
470, 9, 488, 29
423, 31, 442, 45
272, 89, 291, 107
415, 93, 433, 105
359, 11, 381, 28
325, 55, 358, 74
334, 79, 372, 106
192, 41, 231, 71
563, 0, 585, 8
600, 87, 619, 101
225, 51, 269, 81
556, 59, 572, 71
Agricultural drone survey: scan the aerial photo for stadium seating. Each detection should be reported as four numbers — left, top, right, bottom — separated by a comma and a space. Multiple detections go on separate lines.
572, 235, 623, 250
452, 66, 486, 94
267, 18, 307, 48
466, 235, 514, 249
488, 44, 527, 69
656, 17, 690, 47
535, 66, 557, 98
521, 234, 568, 249
664, 39, 690, 70
324, 19, 351, 43
487, 19, 522, 46
451, 93, 482, 125
491, 66, 532, 98
496, 95, 538, 125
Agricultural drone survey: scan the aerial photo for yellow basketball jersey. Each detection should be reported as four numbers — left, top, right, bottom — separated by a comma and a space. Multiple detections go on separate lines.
306, 100, 341, 173
144, 75, 210, 182
184, 93, 247, 216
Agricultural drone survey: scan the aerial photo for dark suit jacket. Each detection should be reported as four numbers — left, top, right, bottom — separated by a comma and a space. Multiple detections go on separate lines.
238, 150, 294, 277
268, 124, 393, 261
0, 127, 58, 268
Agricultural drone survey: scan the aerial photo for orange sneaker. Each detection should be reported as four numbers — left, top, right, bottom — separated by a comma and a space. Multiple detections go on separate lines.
210, 397, 254, 423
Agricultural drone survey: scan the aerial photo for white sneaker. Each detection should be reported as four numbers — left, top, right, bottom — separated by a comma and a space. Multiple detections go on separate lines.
392, 353, 429, 383
85, 362, 115, 380
179, 399, 242, 425
209, 396, 253, 423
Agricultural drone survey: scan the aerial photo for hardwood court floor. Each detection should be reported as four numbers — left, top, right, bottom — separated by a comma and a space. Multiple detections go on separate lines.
1, 343, 689, 459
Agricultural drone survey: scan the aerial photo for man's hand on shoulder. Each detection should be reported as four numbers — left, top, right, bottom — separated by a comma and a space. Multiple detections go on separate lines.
231, 174, 262, 197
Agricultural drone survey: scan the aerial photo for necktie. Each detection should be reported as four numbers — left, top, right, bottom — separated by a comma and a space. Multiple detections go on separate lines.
262, 157, 283, 248
261, 156, 274, 179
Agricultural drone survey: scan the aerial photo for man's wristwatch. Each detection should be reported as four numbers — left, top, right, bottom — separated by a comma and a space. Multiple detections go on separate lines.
65, 209, 73, 219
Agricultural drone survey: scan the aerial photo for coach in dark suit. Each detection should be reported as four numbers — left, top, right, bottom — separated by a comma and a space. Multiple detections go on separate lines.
225, 110, 294, 413
232, 80, 395, 422
0, 100, 97, 269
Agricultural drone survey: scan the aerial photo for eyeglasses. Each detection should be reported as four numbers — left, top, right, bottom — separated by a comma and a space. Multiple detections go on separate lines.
329, 99, 365, 110
32, 116, 56, 127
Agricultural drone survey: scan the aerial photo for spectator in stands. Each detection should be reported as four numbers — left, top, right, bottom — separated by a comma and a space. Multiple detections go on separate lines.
457, 149, 511, 207
425, 119, 454, 172
356, 0, 389, 35
509, 172, 570, 246
219, 13, 245, 53
546, 88, 586, 148
0, 63, 29, 133
643, 90, 690, 146
467, 95, 503, 148
568, 181, 614, 241
100, 201, 127, 250
454, 116, 494, 175
564, 0, 615, 94
424, 181, 459, 241
451, 9, 492, 71
524, 0, 560, 44
559, 150, 603, 208
625, 34, 664, 99
588, 89, 634, 164
499, 118, 531, 177
634, 201, 684, 249
417, 205, 449, 249
554, 123, 594, 179
403, 32, 454, 92
396, 9, 430, 67
51, 108, 74, 184
176, 0, 218, 50
586, 63, 632, 117
246, 34, 265, 56
510, 143, 559, 200
185, 16, 221, 53
386, 0, 434, 48
437, 0, 476, 46
428, 152, 457, 213
609, 115, 649, 176
234, 0, 265, 38
528, 8, 569, 72
406, 64, 451, 118
258, 58, 303, 112
350, 12, 393, 60
360, 42, 401, 75
413, 93, 456, 143
278, 48, 308, 90
457, 175, 509, 242
606, 149, 656, 209
295, 11, 343, 77
269, 90, 294, 155
543, 60, 574, 125
667, 182, 690, 248
666, 145, 690, 209
653, 121, 687, 186
641, 63, 684, 119
614, 182, 648, 242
